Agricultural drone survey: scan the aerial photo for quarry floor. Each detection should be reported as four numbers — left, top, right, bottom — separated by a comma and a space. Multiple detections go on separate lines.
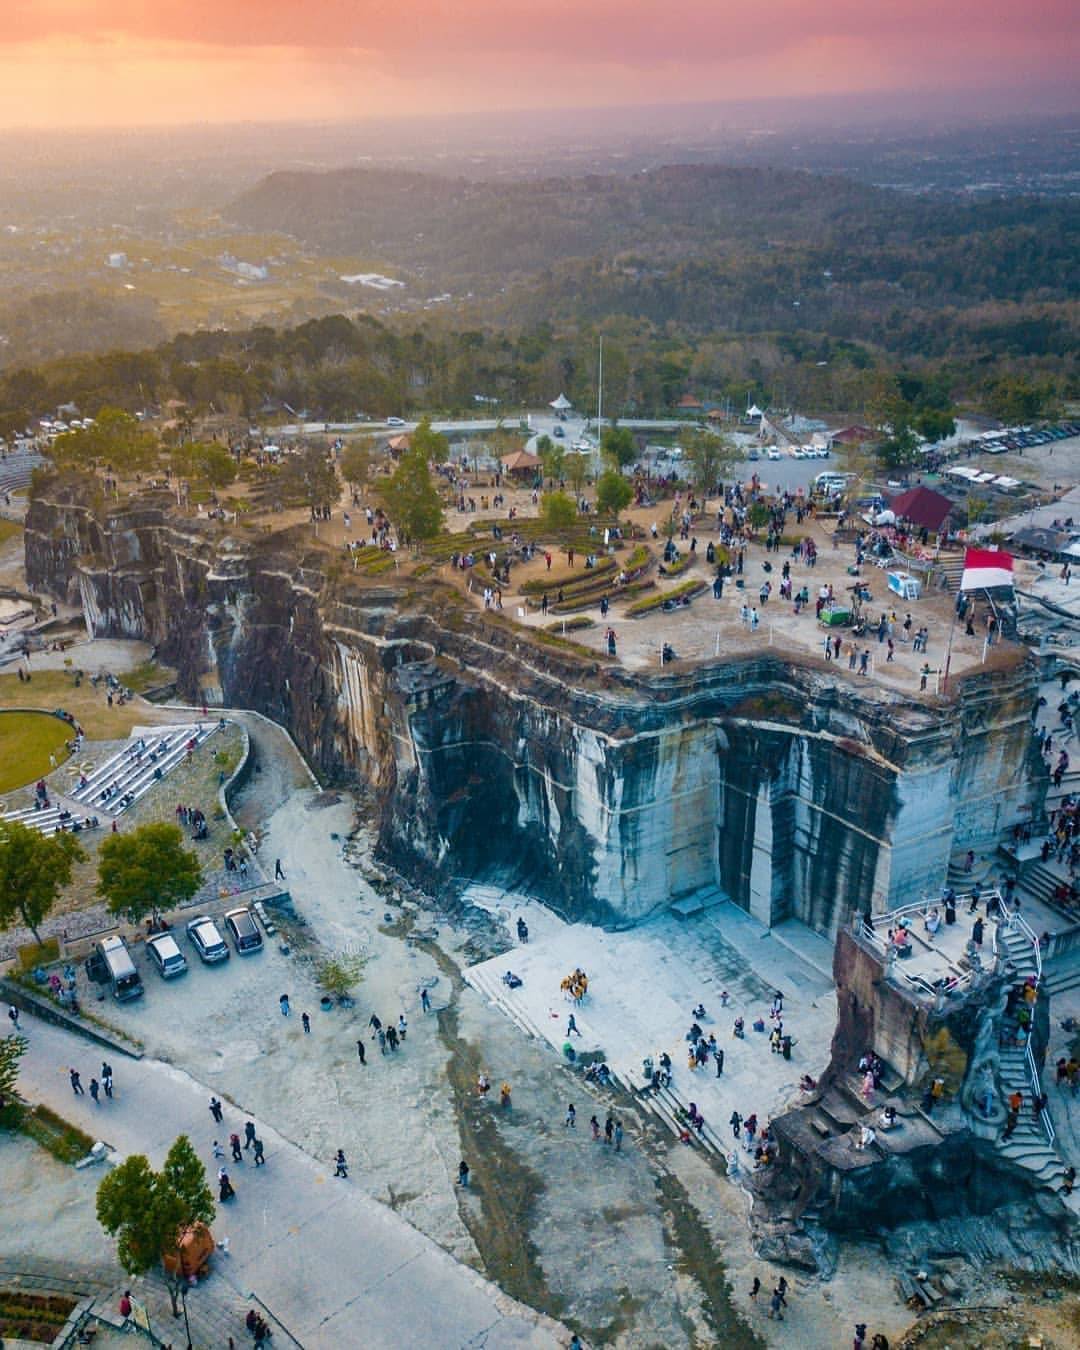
3, 643, 1079, 1346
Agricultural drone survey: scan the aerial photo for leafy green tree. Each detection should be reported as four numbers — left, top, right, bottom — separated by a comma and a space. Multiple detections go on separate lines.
279, 444, 340, 513
51, 408, 160, 474
174, 442, 236, 489
340, 443, 372, 496
97, 1135, 215, 1315
600, 426, 636, 471
0, 1032, 28, 1114
596, 470, 633, 521
913, 408, 956, 444
682, 430, 738, 504
540, 492, 577, 530
382, 444, 444, 546
0, 821, 85, 946
536, 435, 565, 484
411, 416, 450, 466
565, 453, 589, 495
97, 823, 202, 926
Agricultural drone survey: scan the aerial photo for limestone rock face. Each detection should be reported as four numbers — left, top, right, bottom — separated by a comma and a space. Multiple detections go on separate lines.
25, 482, 1046, 932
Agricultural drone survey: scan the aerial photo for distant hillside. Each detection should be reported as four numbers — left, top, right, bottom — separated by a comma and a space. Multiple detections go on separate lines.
225, 163, 1080, 353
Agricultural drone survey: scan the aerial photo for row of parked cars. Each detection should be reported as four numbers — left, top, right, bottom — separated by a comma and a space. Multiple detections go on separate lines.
982, 424, 1079, 454
86, 908, 263, 1001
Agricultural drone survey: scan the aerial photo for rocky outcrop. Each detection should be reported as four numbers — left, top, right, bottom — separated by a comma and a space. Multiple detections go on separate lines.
25, 479, 1046, 933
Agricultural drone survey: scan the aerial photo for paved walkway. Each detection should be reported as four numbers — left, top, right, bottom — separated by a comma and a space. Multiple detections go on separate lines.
14, 1017, 562, 1349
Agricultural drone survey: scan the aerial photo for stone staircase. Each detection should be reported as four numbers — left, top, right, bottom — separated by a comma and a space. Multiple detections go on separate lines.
995, 1041, 1067, 1193
995, 921, 1041, 982
937, 556, 965, 594
1044, 948, 1080, 998
463, 961, 728, 1161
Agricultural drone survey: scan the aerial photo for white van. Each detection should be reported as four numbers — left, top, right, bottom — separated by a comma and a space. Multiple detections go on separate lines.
814, 471, 852, 494
93, 936, 144, 1001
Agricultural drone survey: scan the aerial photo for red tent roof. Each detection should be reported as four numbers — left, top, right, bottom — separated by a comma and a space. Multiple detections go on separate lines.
886, 485, 954, 532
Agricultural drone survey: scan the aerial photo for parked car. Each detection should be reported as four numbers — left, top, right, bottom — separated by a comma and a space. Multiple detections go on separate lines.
224, 907, 263, 955
90, 936, 144, 1001
766, 448, 781, 460
146, 932, 188, 979
187, 916, 230, 964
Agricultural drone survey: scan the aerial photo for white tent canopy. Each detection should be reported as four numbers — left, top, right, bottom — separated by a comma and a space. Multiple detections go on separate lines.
746, 403, 764, 418
550, 393, 572, 411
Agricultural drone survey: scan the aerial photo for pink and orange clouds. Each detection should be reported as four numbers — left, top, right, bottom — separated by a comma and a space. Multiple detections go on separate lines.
0, 1, 1075, 127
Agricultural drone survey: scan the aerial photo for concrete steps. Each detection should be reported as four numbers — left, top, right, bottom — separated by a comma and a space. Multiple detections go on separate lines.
1044, 951, 1080, 997
463, 959, 729, 1163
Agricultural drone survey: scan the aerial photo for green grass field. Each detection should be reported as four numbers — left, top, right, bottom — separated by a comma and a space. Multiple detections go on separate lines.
0, 711, 73, 793
0, 519, 22, 546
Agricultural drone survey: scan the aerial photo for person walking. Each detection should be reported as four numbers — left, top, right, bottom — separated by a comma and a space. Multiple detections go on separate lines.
69, 1068, 84, 1095
101, 1062, 113, 1098
212, 1140, 225, 1160
386, 1025, 398, 1052
244, 1120, 256, 1150
230, 1133, 243, 1162
567, 1013, 582, 1037
604, 1115, 614, 1146
89, 1077, 100, 1104
715, 1046, 724, 1076
749, 1276, 760, 1304
209, 1096, 224, 1123
356, 1039, 367, 1064
279, 994, 290, 1017
590, 1115, 601, 1141
274, 859, 285, 881
369, 1013, 382, 1038
398, 1014, 407, 1042
301, 1012, 311, 1034
334, 1149, 348, 1178
730, 1110, 742, 1140
614, 1121, 623, 1152
768, 1289, 784, 1321
420, 987, 431, 1014
7, 1005, 20, 1031
253, 1138, 265, 1166
565, 1103, 576, 1129
457, 1159, 470, 1187
119, 1292, 133, 1330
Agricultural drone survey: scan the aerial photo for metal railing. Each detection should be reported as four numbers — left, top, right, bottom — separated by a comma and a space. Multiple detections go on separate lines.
1025, 1036, 1056, 1145
852, 916, 979, 1001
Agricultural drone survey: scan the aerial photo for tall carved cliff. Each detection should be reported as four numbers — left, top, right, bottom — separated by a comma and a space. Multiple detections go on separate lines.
25, 480, 1046, 932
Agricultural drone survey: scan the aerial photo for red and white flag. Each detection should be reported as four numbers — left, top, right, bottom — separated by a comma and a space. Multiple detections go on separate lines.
960, 547, 1014, 592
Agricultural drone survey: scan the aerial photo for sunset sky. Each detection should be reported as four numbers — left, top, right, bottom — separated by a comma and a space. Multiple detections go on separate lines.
0, 1, 1076, 129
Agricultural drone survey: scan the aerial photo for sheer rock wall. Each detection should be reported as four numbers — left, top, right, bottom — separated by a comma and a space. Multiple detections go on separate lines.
25, 483, 1046, 933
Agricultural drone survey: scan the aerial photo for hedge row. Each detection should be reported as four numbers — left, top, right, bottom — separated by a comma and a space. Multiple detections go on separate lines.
627, 579, 708, 617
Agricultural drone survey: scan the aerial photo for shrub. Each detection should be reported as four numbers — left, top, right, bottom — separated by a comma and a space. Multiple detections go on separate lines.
17, 939, 60, 972
627, 579, 707, 616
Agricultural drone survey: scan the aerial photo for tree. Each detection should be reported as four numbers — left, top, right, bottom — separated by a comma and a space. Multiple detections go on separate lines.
97, 1135, 215, 1316
340, 443, 372, 496
536, 435, 565, 484
279, 444, 340, 513
411, 416, 450, 466
98, 823, 202, 926
174, 442, 236, 489
596, 470, 632, 521
0, 821, 85, 947
0, 1032, 28, 1114
382, 444, 444, 546
50, 408, 160, 475
565, 452, 589, 495
540, 492, 577, 530
600, 425, 636, 472
682, 430, 739, 504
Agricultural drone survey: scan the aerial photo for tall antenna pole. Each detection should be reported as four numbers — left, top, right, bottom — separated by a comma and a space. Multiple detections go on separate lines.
597, 336, 604, 443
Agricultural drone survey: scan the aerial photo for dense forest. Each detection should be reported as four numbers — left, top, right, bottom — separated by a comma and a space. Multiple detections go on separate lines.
0, 161, 1073, 434
226, 164, 1079, 378
0, 307, 1061, 443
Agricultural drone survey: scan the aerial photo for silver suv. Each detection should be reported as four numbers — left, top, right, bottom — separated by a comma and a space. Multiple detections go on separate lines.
186, 916, 230, 964
146, 932, 188, 979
